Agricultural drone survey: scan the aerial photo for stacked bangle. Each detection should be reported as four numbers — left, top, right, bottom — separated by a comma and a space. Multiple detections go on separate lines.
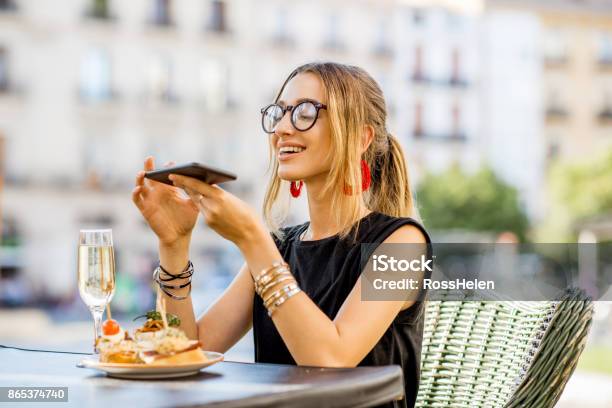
254, 261, 288, 294
154, 260, 193, 300
254, 261, 302, 317
267, 285, 302, 316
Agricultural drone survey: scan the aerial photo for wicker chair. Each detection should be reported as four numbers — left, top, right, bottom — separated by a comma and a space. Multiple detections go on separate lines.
416, 288, 594, 408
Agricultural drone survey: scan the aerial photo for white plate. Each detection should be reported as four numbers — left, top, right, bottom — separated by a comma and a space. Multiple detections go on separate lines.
78, 351, 224, 379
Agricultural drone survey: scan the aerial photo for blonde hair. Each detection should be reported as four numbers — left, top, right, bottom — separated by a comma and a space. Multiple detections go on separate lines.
263, 62, 416, 239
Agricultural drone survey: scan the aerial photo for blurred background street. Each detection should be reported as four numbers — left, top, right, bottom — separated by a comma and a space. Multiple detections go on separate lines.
0, 1, 611, 406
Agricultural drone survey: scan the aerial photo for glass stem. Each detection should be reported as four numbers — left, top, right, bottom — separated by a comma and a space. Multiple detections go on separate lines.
91, 306, 104, 353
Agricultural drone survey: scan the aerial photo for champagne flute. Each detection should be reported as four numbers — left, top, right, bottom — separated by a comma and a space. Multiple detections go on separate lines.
78, 229, 116, 353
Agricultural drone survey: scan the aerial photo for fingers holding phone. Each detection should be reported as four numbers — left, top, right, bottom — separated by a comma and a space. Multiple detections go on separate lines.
131, 157, 200, 246
168, 173, 260, 245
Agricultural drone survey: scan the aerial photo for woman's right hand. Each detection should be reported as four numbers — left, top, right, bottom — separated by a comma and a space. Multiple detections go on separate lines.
131, 156, 199, 246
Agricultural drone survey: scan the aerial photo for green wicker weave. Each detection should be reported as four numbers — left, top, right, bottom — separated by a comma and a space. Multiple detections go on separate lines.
415, 289, 594, 408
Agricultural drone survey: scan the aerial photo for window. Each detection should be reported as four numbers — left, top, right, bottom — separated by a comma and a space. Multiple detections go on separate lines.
85, 0, 113, 20
207, 0, 228, 33
79, 48, 113, 103
412, 45, 425, 82
145, 54, 175, 103
0, 0, 17, 12
412, 9, 425, 25
323, 13, 345, 51
450, 102, 465, 140
598, 33, 612, 65
200, 59, 229, 112
413, 101, 424, 138
543, 29, 567, 65
450, 48, 465, 86
545, 88, 567, 119
0, 47, 9, 92
446, 11, 463, 29
377, 74, 394, 114
373, 19, 392, 57
547, 134, 561, 161
82, 133, 113, 189
599, 91, 612, 122
150, 0, 173, 26
271, 8, 293, 47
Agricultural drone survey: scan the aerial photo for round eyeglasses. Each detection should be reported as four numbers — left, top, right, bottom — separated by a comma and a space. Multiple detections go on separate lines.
260, 100, 327, 134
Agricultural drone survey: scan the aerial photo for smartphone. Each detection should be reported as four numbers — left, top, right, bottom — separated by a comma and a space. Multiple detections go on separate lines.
144, 162, 237, 186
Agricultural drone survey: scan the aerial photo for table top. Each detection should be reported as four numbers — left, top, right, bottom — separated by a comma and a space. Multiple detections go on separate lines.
0, 347, 405, 408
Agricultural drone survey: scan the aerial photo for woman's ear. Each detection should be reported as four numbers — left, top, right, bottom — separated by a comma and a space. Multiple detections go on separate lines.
361, 125, 375, 154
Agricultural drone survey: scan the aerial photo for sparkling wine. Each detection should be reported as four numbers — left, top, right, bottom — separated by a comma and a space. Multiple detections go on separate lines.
78, 245, 116, 308
78, 229, 115, 353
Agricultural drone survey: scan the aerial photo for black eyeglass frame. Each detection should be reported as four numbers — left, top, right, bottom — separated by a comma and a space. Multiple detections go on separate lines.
260, 101, 328, 134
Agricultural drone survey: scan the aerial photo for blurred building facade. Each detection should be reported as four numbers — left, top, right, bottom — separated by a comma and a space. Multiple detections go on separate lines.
0, 0, 610, 306
491, 0, 612, 163
489, 0, 612, 242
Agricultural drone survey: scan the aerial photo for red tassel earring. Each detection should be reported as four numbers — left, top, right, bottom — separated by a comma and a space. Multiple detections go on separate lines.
290, 181, 303, 198
361, 159, 371, 191
343, 159, 371, 195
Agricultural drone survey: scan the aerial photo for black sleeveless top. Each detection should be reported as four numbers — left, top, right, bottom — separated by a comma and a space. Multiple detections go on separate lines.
252, 212, 431, 408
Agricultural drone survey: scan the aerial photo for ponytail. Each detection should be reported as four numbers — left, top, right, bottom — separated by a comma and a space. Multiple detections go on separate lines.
366, 133, 415, 218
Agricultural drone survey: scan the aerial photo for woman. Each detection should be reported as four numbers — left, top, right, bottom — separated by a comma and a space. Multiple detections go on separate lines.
132, 62, 430, 408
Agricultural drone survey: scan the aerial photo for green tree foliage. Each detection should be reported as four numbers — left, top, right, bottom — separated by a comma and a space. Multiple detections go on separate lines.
543, 149, 612, 240
416, 165, 529, 239
551, 150, 612, 220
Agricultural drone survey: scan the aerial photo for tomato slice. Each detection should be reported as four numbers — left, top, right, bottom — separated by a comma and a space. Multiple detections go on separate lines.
102, 319, 121, 336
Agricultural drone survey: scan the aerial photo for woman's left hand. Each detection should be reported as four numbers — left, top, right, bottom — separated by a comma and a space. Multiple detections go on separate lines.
168, 174, 265, 247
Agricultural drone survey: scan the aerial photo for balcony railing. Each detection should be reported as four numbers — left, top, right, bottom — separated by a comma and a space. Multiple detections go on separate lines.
372, 43, 393, 59
413, 131, 467, 142
598, 57, 612, 69
411, 71, 429, 84
546, 106, 569, 121
598, 107, 612, 124
322, 37, 346, 53
84, 0, 114, 21
449, 76, 468, 87
270, 33, 295, 48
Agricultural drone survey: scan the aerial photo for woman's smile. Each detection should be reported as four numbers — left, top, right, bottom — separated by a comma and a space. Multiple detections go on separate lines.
277, 142, 307, 162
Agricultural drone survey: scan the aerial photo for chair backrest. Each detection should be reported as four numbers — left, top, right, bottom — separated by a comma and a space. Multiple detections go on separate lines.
416, 289, 594, 408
